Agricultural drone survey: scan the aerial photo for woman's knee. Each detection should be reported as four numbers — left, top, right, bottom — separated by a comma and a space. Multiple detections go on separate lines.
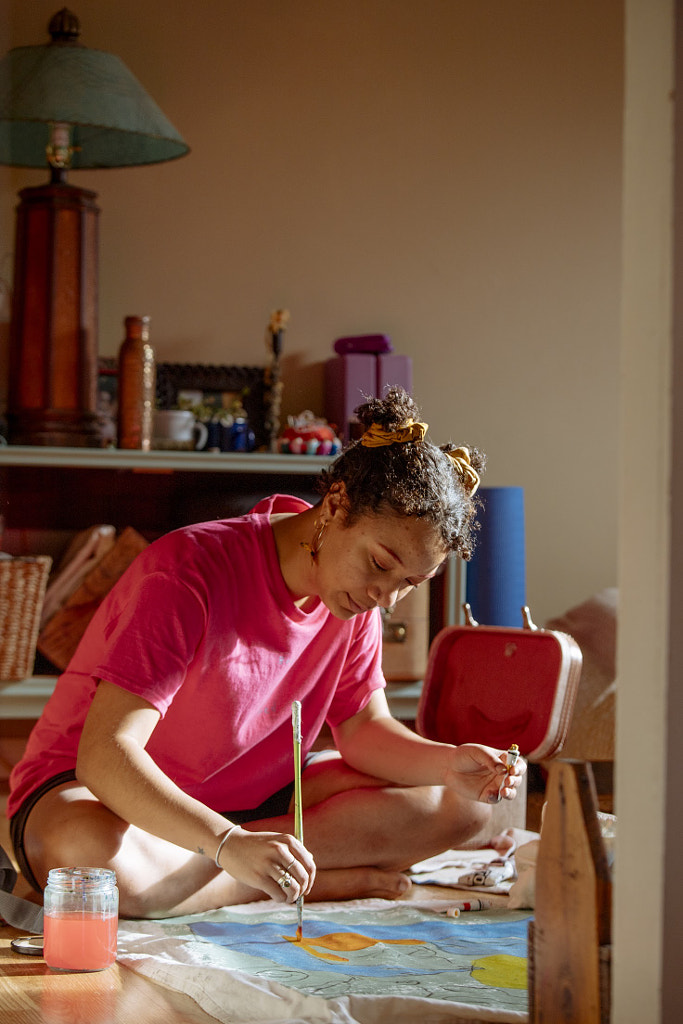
24, 790, 127, 888
456, 795, 494, 840
398, 784, 493, 849
301, 754, 389, 809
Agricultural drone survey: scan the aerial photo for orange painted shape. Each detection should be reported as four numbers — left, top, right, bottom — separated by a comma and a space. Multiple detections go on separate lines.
282, 930, 425, 963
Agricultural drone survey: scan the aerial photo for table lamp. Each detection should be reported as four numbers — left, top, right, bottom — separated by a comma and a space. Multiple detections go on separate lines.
0, 8, 189, 446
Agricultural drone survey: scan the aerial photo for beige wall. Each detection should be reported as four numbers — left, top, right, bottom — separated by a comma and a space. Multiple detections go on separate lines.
0, 0, 623, 623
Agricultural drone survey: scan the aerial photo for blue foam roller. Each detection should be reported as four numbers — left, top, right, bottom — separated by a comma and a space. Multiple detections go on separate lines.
465, 486, 526, 627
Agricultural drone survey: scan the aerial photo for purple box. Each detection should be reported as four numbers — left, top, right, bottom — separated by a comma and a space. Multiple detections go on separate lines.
325, 353, 414, 443
377, 353, 412, 397
333, 334, 393, 355
324, 354, 376, 443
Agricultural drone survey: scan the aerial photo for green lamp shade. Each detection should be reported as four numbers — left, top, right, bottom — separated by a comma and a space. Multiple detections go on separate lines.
0, 42, 189, 168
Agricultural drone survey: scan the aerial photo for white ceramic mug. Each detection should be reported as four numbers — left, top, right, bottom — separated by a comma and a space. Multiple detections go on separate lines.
153, 410, 208, 450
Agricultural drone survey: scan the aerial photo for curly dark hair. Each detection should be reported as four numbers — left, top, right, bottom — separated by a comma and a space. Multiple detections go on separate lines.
317, 387, 486, 560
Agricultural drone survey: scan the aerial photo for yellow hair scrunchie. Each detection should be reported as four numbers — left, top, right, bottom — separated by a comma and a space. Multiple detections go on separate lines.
445, 446, 480, 496
360, 419, 428, 447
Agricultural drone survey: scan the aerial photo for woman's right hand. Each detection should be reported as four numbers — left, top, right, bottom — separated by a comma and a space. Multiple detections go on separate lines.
215, 826, 316, 903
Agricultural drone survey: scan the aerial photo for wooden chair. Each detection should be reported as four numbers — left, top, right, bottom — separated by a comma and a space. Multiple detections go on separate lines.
529, 759, 612, 1024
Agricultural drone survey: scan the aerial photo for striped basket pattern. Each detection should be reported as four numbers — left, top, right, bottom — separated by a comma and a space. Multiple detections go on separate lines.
0, 555, 52, 681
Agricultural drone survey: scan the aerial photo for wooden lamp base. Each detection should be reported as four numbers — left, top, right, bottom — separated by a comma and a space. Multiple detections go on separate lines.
7, 180, 106, 447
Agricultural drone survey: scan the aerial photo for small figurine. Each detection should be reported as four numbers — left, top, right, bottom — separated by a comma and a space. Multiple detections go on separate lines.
278, 410, 341, 456
224, 400, 255, 452
264, 309, 289, 453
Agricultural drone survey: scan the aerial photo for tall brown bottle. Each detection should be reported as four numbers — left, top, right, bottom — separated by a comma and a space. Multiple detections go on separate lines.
117, 316, 156, 450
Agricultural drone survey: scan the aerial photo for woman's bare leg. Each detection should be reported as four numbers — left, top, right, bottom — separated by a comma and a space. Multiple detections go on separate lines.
20, 755, 493, 918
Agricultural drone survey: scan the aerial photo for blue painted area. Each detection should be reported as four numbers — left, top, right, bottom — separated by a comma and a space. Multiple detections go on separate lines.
190, 916, 530, 978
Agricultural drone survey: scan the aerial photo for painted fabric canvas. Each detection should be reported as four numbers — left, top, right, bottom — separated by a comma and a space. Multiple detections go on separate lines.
117, 897, 531, 1024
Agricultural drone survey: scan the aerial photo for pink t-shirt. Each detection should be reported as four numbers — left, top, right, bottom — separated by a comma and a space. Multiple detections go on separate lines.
8, 495, 385, 819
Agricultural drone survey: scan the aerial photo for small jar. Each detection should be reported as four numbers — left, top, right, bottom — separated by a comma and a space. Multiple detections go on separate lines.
225, 416, 255, 452
43, 867, 119, 972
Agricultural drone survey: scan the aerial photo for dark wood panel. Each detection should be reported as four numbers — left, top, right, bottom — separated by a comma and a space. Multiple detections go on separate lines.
0, 465, 322, 534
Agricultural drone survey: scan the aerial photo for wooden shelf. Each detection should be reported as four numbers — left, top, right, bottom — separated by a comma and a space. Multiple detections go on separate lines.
0, 676, 58, 719
0, 445, 333, 475
0, 676, 422, 721
384, 681, 423, 721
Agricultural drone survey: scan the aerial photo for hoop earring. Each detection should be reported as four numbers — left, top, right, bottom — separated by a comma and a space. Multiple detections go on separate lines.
301, 518, 328, 560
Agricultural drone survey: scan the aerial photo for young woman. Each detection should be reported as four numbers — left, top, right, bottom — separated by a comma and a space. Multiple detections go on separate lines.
8, 387, 525, 918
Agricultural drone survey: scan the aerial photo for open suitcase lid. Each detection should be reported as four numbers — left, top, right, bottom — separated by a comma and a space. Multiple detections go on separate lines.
415, 606, 583, 762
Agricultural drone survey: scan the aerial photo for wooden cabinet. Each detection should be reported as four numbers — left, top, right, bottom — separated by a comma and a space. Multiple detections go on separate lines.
0, 446, 326, 537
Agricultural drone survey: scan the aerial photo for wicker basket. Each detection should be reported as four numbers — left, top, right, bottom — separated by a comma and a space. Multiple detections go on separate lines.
0, 555, 53, 681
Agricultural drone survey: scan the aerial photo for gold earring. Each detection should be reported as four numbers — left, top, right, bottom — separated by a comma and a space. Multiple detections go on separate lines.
301, 518, 328, 560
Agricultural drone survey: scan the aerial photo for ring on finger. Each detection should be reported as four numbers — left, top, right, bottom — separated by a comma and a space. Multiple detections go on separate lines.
283, 859, 296, 873
277, 871, 293, 890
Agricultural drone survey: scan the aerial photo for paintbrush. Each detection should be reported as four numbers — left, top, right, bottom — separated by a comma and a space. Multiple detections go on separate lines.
292, 699, 304, 941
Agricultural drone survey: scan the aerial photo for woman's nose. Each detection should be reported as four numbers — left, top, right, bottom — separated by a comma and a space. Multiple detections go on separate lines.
368, 582, 402, 609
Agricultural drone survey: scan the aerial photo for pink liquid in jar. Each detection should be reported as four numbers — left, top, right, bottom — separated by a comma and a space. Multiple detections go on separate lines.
44, 911, 117, 972
43, 867, 118, 972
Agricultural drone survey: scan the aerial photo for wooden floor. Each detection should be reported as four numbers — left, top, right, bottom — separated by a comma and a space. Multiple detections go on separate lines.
1, 934, 228, 1024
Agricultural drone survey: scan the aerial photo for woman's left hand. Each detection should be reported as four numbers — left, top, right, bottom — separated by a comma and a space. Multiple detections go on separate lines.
442, 744, 527, 804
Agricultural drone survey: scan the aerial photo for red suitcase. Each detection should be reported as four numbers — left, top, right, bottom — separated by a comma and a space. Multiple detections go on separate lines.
416, 605, 582, 762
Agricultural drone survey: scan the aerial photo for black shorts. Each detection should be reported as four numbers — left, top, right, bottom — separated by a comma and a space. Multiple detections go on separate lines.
9, 751, 332, 894
9, 769, 79, 894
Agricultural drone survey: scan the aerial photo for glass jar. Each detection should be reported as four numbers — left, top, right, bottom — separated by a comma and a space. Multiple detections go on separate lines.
43, 867, 119, 972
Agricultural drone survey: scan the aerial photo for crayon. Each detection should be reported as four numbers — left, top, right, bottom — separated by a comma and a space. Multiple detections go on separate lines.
445, 898, 493, 917
406, 897, 494, 917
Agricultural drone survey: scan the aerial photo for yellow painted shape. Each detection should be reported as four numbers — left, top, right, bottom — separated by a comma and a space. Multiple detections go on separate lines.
282, 931, 425, 963
471, 954, 527, 989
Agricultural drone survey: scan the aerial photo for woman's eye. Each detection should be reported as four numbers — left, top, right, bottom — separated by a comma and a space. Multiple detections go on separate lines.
371, 557, 388, 572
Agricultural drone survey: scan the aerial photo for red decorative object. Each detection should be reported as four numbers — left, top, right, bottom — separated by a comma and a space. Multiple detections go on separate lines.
7, 182, 104, 446
279, 411, 341, 455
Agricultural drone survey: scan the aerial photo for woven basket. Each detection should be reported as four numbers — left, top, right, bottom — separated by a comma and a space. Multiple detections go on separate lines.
0, 555, 53, 681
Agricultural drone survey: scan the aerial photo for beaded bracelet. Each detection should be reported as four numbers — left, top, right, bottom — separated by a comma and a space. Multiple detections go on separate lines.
214, 824, 240, 868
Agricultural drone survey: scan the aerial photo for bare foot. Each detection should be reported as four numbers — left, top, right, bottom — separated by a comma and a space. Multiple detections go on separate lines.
488, 828, 517, 858
311, 866, 412, 902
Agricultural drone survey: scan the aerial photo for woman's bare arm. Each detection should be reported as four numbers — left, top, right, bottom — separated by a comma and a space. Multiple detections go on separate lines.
76, 680, 315, 900
331, 690, 525, 803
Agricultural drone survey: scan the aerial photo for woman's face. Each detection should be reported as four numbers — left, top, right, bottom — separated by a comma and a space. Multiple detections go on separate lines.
315, 492, 448, 621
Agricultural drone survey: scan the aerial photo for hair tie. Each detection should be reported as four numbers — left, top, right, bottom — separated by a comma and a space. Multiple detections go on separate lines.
445, 446, 480, 496
360, 419, 428, 448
